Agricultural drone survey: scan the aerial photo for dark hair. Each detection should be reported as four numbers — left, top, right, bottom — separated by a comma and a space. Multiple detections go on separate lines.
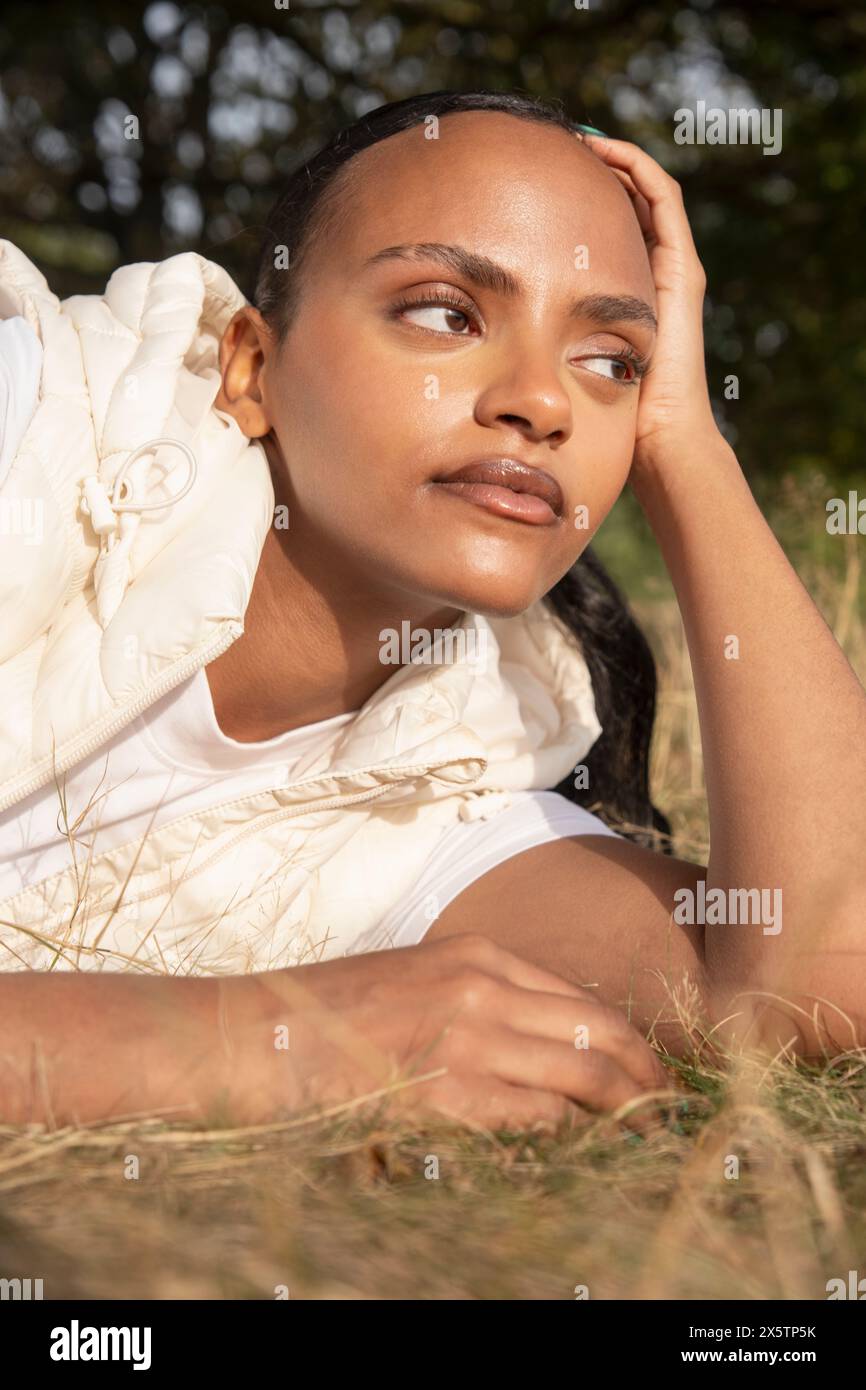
252, 90, 671, 851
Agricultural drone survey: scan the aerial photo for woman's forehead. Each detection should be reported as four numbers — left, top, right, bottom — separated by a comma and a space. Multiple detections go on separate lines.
312, 116, 649, 293
347, 110, 613, 215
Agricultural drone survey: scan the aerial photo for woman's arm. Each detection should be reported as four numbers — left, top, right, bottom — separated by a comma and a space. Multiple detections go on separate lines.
0, 937, 667, 1129
432, 138, 866, 1061
0, 968, 292, 1127
631, 431, 866, 1037
425, 836, 709, 1058
590, 133, 866, 1051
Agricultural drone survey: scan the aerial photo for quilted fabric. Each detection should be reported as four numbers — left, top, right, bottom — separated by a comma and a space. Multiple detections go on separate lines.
0, 242, 603, 973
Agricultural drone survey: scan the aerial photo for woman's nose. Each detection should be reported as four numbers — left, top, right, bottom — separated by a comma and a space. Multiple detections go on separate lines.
473, 353, 574, 446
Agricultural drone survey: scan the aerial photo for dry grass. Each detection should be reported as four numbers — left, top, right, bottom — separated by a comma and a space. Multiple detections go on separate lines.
1, 488, 865, 1300
2, 1044, 866, 1300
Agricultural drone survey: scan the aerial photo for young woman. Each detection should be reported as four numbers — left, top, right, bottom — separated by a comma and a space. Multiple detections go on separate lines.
1, 92, 864, 1134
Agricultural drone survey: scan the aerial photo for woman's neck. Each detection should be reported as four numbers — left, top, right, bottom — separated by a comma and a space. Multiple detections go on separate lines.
204, 524, 461, 743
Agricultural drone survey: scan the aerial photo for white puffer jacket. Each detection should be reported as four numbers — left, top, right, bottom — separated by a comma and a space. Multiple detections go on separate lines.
0, 241, 602, 975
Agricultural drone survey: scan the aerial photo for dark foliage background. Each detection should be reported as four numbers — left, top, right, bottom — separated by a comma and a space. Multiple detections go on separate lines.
1, 0, 864, 481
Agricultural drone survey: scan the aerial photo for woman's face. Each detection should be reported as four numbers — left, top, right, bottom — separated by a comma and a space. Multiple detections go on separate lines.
232, 111, 657, 618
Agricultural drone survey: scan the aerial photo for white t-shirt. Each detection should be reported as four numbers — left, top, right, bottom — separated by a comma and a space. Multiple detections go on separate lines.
0, 315, 620, 950
0, 661, 619, 946
0, 666, 356, 899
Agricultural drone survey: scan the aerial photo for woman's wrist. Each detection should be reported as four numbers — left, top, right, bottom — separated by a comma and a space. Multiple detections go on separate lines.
206, 971, 308, 1125
630, 426, 740, 504
0, 970, 299, 1128
628, 431, 750, 549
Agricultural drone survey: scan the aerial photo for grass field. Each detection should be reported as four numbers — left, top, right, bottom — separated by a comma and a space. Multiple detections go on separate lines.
1, 476, 864, 1301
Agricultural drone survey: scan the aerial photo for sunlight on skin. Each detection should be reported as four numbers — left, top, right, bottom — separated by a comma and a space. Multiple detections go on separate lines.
209, 112, 655, 738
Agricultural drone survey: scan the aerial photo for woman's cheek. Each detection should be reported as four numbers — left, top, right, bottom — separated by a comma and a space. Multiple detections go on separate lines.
569, 446, 633, 539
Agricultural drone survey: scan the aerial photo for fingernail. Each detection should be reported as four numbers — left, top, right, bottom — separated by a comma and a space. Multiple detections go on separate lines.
576, 123, 608, 138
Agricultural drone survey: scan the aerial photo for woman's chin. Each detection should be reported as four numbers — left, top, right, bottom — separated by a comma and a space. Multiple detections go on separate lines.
406, 534, 578, 619
422, 574, 552, 621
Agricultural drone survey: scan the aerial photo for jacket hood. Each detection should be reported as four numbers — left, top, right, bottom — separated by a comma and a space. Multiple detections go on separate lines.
0, 240, 602, 814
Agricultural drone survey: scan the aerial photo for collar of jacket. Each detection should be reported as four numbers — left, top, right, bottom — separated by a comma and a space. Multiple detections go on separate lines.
0, 241, 602, 814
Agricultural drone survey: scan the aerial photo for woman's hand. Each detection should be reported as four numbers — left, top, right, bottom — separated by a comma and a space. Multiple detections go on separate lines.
0, 950, 658, 1132
581, 133, 731, 480
265, 933, 669, 1134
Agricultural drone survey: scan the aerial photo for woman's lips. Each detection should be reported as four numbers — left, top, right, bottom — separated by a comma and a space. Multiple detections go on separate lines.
434, 480, 558, 525
431, 458, 563, 527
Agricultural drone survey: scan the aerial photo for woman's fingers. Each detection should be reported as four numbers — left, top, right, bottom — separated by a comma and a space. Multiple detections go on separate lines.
421, 930, 602, 1004
408, 1073, 585, 1135
290, 936, 671, 1133
486, 983, 668, 1090
581, 133, 701, 265
619, 177, 655, 245
480, 1027, 665, 1135
596, 160, 655, 244
418, 937, 669, 1105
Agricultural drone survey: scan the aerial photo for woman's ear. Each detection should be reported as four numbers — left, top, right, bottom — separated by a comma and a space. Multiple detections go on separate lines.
214, 306, 275, 438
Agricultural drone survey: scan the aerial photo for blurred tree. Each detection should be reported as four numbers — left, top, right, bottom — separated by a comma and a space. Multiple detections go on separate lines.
0, 0, 864, 481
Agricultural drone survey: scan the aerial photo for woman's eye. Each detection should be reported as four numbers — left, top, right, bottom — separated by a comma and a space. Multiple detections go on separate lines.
580, 354, 635, 383
400, 303, 474, 335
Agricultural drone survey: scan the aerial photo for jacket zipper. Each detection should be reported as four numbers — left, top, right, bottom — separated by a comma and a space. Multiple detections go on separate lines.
0, 621, 241, 813
7, 755, 466, 918
126, 778, 404, 906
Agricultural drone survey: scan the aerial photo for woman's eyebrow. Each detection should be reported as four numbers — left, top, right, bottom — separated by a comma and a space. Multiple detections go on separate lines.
364, 241, 657, 334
